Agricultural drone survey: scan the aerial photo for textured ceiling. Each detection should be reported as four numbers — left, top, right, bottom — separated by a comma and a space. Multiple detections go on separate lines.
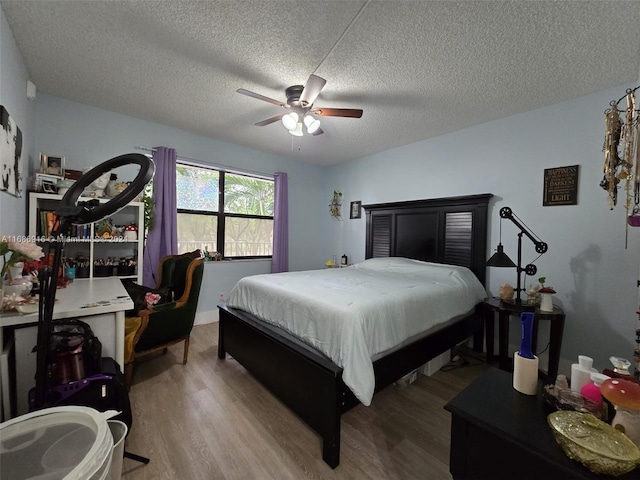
2, 1, 640, 166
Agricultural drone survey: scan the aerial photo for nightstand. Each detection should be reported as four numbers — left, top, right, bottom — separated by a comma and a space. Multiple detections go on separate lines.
483, 297, 565, 384
445, 368, 639, 480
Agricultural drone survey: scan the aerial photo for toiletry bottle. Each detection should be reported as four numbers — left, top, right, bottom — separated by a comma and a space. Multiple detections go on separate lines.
570, 355, 595, 393
341, 254, 348, 266
580, 372, 610, 406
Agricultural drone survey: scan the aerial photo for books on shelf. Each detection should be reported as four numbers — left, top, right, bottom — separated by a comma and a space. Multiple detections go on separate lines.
36, 209, 90, 239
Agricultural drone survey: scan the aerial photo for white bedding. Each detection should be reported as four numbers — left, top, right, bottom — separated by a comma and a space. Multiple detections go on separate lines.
226, 257, 486, 405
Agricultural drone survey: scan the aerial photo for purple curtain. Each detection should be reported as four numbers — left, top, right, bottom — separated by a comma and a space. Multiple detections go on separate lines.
143, 147, 178, 287
271, 172, 288, 273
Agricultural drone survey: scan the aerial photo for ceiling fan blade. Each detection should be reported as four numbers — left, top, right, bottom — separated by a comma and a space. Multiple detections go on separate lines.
299, 75, 327, 107
312, 107, 363, 118
311, 127, 324, 136
237, 88, 286, 107
254, 114, 284, 126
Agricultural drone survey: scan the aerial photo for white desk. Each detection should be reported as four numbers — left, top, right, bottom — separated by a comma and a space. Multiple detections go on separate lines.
0, 277, 133, 418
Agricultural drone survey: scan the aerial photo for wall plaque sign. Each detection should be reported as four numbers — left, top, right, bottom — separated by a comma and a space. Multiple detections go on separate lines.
543, 165, 579, 206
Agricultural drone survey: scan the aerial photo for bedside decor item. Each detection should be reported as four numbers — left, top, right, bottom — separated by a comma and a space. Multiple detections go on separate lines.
601, 377, 640, 448
548, 410, 640, 476
513, 312, 538, 395
539, 287, 556, 312
526, 284, 541, 305
571, 355, 597, 393
498, 283, 514, 300
329, 190, 342, 218
486, 206, 548, 303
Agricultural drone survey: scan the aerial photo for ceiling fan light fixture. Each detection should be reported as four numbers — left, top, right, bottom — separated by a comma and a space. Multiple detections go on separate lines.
304, 115, 321, 134
282, 112, 299, 130
289, 122, 303, 137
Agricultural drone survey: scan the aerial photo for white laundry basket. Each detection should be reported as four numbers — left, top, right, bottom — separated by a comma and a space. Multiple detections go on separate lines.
0, 406, 118, 480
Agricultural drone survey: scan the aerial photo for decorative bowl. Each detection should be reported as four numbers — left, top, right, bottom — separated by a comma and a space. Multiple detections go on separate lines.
15, 301, 38, 314
548, 411, 640, 476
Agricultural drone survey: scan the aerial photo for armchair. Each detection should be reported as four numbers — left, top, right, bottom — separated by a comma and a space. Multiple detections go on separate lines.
124, 251, 204, 388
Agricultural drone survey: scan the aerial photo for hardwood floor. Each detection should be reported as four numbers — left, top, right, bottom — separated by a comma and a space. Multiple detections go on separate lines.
122, 322, 489, 480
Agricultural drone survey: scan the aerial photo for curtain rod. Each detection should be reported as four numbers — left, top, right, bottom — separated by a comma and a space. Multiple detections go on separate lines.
134, 146, 274, 180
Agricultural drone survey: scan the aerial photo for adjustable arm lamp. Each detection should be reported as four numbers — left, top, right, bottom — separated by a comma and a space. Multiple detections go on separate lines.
486, 206, 548, 302
33, 153, 155, 410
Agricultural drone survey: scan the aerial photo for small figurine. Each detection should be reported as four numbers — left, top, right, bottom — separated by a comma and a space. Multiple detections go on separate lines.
527, 284, 541, 305
498, 283, 515, 300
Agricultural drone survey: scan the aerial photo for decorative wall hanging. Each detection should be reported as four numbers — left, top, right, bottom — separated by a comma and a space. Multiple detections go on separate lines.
543, 165, 579, 206
601, 86, 640, 378
0, 105, 24, 197
330, 191, 342, 218
601, 85, 639, 242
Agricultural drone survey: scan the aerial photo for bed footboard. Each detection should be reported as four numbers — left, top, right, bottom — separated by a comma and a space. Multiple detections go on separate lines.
218, 304, 345, 468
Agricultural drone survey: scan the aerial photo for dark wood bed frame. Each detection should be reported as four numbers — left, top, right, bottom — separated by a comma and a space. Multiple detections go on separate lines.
218, 193, 493, 468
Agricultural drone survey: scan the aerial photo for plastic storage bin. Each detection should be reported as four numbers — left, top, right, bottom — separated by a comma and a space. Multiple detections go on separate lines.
0, 406, 117, 479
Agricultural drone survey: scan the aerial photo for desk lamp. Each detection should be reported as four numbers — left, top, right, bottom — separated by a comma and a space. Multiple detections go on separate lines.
33, 154, 155, 410
486, 206, 548, 303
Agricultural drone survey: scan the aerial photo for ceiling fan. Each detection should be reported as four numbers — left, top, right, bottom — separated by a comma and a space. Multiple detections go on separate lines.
237, 74, 363, 136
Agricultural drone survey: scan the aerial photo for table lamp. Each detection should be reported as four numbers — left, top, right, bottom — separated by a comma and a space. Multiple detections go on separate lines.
486, 206, 548, 303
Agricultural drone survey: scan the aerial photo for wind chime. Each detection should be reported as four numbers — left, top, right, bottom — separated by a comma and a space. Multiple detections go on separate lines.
601, 85, 640, 377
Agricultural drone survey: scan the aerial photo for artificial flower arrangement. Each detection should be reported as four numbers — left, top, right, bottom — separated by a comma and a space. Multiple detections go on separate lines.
1, 239, 44, 284
1, 240, 45, 311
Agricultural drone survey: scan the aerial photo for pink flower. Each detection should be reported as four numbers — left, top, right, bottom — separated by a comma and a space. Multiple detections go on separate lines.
145, 292, 161, 307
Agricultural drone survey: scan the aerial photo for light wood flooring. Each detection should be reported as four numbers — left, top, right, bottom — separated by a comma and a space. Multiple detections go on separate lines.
122, 322, 489, 480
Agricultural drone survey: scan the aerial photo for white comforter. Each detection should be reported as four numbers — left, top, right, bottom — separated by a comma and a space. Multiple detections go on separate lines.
226, 257, 486, 405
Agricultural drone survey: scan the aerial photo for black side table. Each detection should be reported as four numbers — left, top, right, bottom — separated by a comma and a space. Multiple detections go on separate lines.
445, 368, 639, 480
483, 296, 565, 384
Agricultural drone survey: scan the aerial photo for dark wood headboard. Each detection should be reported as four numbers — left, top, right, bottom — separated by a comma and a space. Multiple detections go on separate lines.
363, 194, 493, 285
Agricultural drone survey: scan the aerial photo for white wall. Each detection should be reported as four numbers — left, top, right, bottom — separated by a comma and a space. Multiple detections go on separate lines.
0, 6, 36, 235
325, 85, 640, 375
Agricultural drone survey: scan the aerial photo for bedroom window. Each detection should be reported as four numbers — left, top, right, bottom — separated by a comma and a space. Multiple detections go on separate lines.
176, 163, 274, 258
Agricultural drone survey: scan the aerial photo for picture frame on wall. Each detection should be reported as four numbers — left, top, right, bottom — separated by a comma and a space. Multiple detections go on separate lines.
1, 105, 24, 197
39, 153, 65, 177
350, 201, 362, 219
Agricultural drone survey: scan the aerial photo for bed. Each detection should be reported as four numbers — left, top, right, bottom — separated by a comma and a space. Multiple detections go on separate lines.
217, 193, 493, 468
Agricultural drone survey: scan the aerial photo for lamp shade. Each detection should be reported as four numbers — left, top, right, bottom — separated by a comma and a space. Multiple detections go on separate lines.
282, 112, 299, 131
304, 114, 321, 134
289, 122, 303, 136
486, 244, 516, 267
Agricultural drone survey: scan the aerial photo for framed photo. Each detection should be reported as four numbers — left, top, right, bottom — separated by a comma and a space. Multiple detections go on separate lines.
39, 153, 65, 177
41, 178, 58, 193
350, 200, 362, 219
